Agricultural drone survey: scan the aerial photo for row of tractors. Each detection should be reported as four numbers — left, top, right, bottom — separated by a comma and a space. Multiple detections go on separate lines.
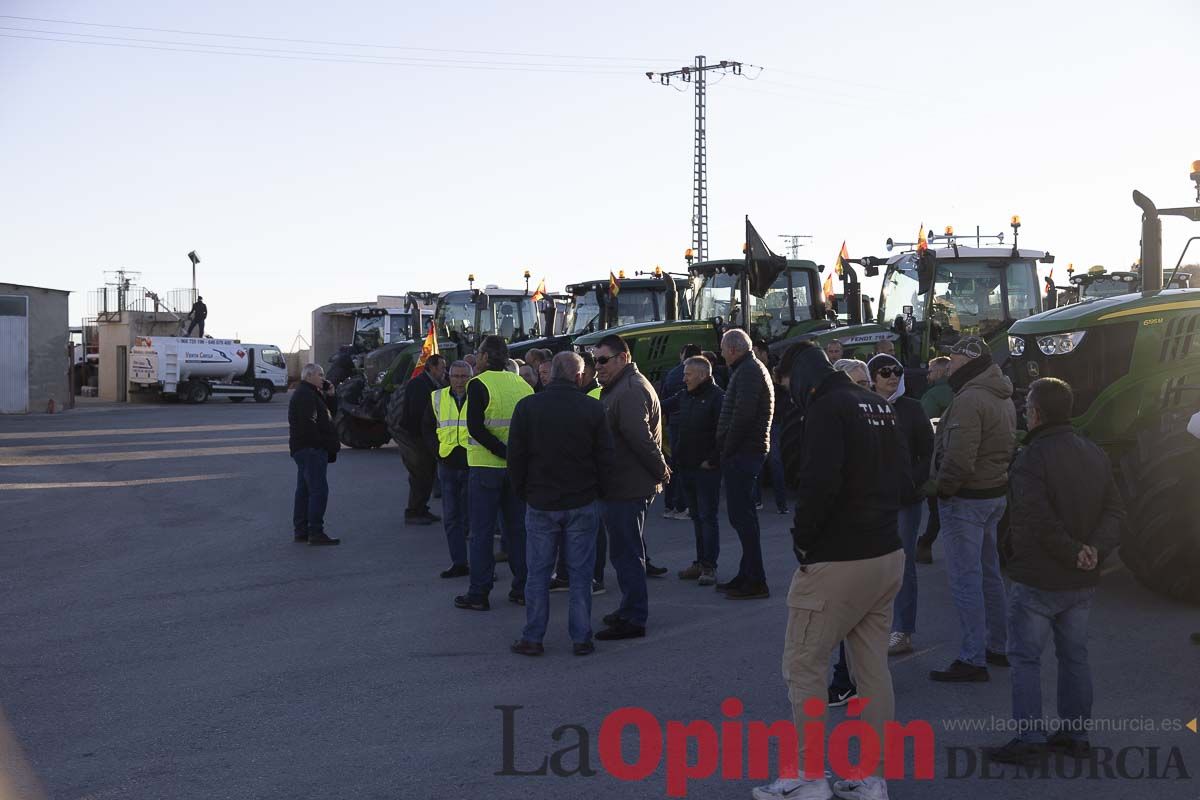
329, 164, 1200, 606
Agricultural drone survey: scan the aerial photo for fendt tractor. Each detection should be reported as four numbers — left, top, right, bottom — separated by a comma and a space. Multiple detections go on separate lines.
1007, 162, 1200, 604
334, 278, 542, 449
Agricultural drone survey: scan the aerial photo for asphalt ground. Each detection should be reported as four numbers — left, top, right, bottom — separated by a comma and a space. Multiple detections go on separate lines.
1, 398, 1198, 800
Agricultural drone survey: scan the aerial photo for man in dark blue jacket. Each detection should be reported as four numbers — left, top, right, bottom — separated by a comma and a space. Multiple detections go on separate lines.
288, 363, 341, 546
659, 343, 701, 520
987, 378, 1125, 764
664, 356, 724, 585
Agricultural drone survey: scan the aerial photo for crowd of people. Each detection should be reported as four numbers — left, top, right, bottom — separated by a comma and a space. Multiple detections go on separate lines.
288, 328, 1126, 800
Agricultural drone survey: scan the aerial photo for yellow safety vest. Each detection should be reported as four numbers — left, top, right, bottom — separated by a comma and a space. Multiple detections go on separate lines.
466, 370, 534, 468
431, 387, 469, 459
588, 386, 602, 399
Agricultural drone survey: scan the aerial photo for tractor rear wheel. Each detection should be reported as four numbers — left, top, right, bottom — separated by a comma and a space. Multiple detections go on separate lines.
385, 387, 406, 444
1119, 427, 1200, 605
334, 410, 391, 449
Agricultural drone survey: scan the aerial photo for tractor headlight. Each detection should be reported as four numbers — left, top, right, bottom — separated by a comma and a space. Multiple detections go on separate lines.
1036, 331, 1087, 356
1008, 335, 1026, 357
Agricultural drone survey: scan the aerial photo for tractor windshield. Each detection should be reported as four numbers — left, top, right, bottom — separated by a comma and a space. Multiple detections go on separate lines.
1080, 276, 1136, 299
879, 256, 1039, 346
695, 268, 813, 340
570, 290, 602, 334
439, 291, 538, 341
568, 286, 678, 334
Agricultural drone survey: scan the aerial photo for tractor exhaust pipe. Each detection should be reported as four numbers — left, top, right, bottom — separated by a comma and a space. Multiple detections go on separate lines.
1133, 190, 1163, 293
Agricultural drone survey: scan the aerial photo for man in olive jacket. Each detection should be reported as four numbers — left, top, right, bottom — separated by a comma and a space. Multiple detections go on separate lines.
930, 336, 1016, 682
988, 377, 1124, 763
592, 333, 668, 640
715, 329, 774, 599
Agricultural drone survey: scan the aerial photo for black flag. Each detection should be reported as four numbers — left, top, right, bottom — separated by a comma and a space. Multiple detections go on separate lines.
746, 217, 788, 297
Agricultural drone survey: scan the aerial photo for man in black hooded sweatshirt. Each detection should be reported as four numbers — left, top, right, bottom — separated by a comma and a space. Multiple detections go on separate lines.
752, 341, 907, 800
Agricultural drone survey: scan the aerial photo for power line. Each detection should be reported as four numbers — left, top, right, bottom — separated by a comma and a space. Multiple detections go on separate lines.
0, 14, 685, 63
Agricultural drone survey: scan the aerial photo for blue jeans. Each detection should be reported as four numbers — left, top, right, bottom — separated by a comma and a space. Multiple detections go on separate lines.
938, 496, 1008, 666
292, 448, 329, 534
555, 518, 607, 583
892, 502, 924, 633
438, 463, 469, 567
756, 423, 788, 511
467, 467, 527, 599
602, 497, 651, 627
1008, 582, 1095, 743
724, 453, 766, 585
680, 466, 722, 568
524, 503, 600, 644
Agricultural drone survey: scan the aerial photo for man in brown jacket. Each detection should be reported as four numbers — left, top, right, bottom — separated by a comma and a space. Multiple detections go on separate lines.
929, 336, 1016, 683
592, 333, 669, 640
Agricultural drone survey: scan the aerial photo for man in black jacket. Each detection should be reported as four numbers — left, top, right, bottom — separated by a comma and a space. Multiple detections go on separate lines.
288, 363, 341, 546
397, 354, 446, 525
185, 296, 207, 337
507, 352, 616, 656
753, 342, 904, 800
986, 378, 1125, 764
664, 356, 724, 586
714, 329, 774, 599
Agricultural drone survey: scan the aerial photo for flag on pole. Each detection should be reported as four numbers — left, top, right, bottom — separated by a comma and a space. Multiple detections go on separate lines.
411, 321, 439, 378
745, 217, 788, 297
917, 223, 928, 253
609, 271, 621, 297
822, 270, 835, 302
531, 278, 546, 303
833, 241, 849, 277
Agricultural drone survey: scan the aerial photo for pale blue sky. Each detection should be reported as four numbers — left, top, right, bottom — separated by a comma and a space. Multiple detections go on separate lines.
2, 0, 1197, 347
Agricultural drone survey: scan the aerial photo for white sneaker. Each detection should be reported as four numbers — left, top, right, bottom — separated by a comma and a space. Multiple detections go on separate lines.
752, 776, 832, 800
888, 631, 913, 655
833, 775, 889, 800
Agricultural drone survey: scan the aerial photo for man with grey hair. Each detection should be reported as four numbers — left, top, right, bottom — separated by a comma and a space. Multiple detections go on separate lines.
288, 363, 341, 546
424, 359, 474, 578
715, 328, 774, 599
507, 351, 615, 656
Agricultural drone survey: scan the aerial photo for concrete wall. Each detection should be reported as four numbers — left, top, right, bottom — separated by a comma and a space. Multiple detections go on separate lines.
96, 312, 187, 401
0, 283, 70, 413
312, 302, 366, 370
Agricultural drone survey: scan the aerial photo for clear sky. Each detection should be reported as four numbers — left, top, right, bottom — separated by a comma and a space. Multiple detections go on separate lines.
2, 0, 1197, 349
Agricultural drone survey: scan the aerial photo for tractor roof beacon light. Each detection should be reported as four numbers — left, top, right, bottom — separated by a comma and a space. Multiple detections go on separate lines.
618, 270, 626, 279
524, 269, 531, 293
1010, 215, 1021, 256
1191, 160, 1200, 202
468, 273, 475, 290
654, 265, 663, 277
684, 247, 695, 265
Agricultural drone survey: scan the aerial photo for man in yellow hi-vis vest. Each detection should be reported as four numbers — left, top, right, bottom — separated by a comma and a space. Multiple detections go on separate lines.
424, 359, 473, 579
454, 335, 534, 611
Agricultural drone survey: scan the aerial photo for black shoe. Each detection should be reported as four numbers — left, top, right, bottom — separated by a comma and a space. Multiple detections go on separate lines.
595, 621, 646, 641
548, 577, 570, 593
495, 550, 509, 563
715, 576, 745, 594
986, 650, 1010, 667
405, 512, 435, 526
591, 580, 606, 596
725, 582, 770, 600
454, 594, 489, 611
646, 561, 668, 578
423, 509, 441, 522
510, 639, 544, 656
508, 591, 526, 606
573, 640, 595, 656
984, 738, 1046, 765
930, 660, 989, 682
1192, 632, 1200, 645
828, 685, 857, 708
440, 564, 469, 579
915, 539, 933, 564
602, 611, 627, 627
307, 531, 340, 546
293, 531, 309, 543
1046, 732, 1091, 759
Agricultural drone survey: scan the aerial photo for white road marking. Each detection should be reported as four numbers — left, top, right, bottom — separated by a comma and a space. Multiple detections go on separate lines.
0, 444, 289, 467
0, 422, 288, 441
0, 473, 241, 490
0, 435, 286, 453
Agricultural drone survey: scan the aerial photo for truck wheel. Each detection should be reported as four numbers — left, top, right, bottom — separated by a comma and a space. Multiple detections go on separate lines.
253, 381, 274, 403
334, 410, 391, 449
1119, 427, 1200, 605
229, 397, 246, 403
385, 387, 406, 444
183, 381, 210, 404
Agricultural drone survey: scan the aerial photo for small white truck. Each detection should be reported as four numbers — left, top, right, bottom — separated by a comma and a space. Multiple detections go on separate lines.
129, 337, 289, 404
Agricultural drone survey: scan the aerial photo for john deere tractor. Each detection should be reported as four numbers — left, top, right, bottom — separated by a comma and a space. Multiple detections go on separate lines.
1007, 163, 1200, 604
334, 280, 542, 449
1046, 264, 1191, 306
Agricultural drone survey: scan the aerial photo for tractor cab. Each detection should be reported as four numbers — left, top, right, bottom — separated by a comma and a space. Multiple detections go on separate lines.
692, 258, 824, 343
435, 282, 541, 353
565, 270, 690, 335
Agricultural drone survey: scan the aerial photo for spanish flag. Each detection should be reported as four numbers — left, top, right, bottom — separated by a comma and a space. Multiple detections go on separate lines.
917, 223, 927, 253
822, 270, 835, 302
531, 278, 546, 303
609, 271, 621, 297
411, 320, 439, 378
833, 241, 848, 277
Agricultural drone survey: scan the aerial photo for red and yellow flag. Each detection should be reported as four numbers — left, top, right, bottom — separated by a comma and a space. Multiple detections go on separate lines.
833, 241, 848, 276
822, 271, 835, 302
411, 321, 439, 378
916, 223, 927, 253
530, 278, 546, 303
609, 271, 621, 297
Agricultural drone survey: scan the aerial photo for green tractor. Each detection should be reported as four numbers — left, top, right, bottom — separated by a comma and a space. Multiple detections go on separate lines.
334, 280, 542, 449
1046, 263, 1191, 306
1007, 163, 1200, 604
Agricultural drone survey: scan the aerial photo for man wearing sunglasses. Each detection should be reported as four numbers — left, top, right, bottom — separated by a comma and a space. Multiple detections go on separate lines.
591, 334, 669, 641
